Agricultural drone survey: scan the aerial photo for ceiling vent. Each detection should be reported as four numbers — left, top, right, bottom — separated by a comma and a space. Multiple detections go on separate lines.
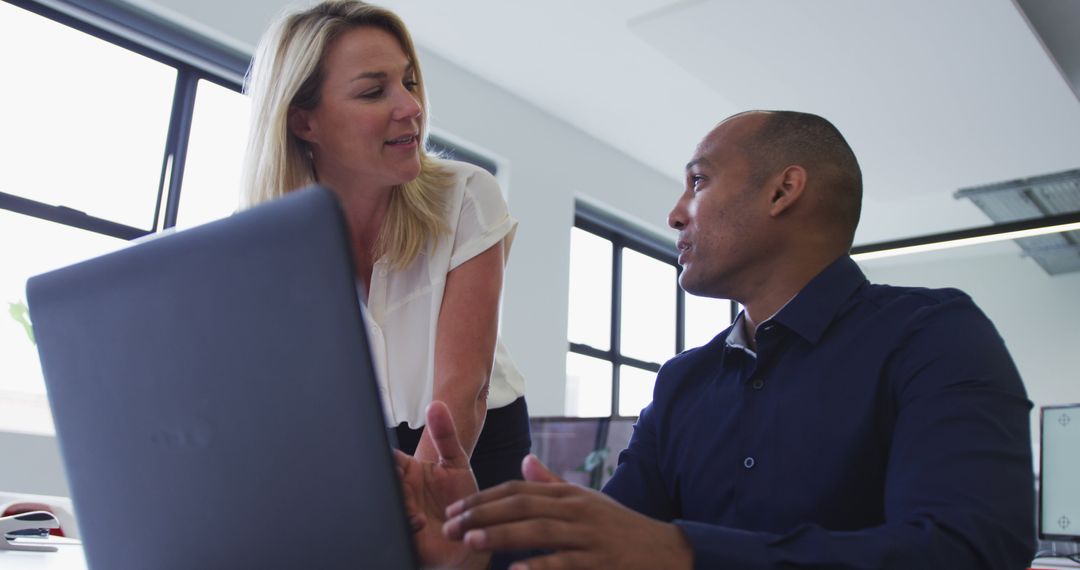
955, 169, 1080, 275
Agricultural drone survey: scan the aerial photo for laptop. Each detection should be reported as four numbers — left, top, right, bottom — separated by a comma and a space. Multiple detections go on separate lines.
26, 187, 418, 569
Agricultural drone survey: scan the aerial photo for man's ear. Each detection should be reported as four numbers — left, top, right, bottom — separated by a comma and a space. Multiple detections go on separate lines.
287, 106, 317, 144
767, 165, 807, 217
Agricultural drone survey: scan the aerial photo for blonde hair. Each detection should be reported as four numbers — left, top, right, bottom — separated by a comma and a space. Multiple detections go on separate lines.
240, 0, 451, 268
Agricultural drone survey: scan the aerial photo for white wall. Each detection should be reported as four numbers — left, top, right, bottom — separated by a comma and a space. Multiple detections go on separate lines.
0, 431, 68, 496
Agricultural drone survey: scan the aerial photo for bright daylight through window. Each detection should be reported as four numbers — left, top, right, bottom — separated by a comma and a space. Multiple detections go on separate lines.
565, 217, 733, 419
0, 2, 248, 435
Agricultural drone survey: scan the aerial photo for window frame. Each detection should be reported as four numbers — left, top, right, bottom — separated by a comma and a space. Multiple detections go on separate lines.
569, 202, 736, 419
0, 0, 496, 238
0, 0, 248, 238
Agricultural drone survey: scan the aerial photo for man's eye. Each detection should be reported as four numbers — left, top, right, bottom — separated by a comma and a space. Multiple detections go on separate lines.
690, 175, 705, 190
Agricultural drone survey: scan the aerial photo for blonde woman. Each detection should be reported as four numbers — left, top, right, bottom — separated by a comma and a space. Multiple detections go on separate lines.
242, 0, 529, 510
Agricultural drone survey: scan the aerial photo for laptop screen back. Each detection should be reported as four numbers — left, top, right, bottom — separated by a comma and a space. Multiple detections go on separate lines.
27, 187, 417, 569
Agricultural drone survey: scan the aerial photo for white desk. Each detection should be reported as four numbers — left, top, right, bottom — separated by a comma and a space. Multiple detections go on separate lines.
1032, 556, 1080, 569
0, 538, 86, 569
1, 491, 85, 568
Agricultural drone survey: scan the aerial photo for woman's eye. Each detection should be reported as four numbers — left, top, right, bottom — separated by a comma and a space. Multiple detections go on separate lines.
403, 79, 419, 92
359, 88, 383, 99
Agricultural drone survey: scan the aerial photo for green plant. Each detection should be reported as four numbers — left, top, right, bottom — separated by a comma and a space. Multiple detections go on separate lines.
581, 448, 609, 490
8, 300, 34, 345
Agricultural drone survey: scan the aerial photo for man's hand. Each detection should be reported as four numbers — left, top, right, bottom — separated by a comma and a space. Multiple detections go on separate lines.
395, 401, 489, 570
442, 455, 694, 570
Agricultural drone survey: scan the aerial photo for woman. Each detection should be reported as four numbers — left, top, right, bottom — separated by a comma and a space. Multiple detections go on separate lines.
240, 0, 529, 493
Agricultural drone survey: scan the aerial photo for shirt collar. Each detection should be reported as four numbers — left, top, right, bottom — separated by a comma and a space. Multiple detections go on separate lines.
769, 255, 868, 345
725, 311, 756, 356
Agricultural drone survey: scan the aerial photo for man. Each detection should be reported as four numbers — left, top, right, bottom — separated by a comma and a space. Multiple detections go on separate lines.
401, 110, 1036, 569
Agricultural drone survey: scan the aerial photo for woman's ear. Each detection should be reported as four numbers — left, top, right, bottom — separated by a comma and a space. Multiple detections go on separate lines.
767, 165, 807, 217
287, 106, 317, 143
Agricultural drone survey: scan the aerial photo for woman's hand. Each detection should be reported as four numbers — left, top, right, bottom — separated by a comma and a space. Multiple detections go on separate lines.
396, 401, 490, 570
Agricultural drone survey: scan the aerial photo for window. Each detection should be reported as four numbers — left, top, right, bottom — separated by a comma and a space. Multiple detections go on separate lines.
174, 79, 253, 229
0, 210, 126, 435
0, 0, 496, 436
565, 205, 735, 418
0, 0, 250, 435
0, 1, 176, 230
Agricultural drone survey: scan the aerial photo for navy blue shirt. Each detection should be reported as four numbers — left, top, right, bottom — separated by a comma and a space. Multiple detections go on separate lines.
603, 256, 1035, 569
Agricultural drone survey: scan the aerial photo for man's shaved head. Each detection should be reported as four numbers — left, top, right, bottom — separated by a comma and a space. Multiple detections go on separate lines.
733, 110, 863, 245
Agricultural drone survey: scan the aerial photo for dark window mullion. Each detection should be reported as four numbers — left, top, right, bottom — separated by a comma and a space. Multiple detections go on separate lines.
569, 342, 613, 361
0, 192, 148, 241
154, 68, 200, 231
610, 243, 623, 417
568, 343, 660, 374
614, 354, 661, 374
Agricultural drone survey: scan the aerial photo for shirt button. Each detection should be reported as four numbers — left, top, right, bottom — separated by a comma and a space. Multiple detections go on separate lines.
751, 378, 764, 390
743, 456, 755, 469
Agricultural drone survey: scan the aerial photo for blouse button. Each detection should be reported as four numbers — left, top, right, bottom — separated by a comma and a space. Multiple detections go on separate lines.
743, 456, 755, 469
751, 378, 764, 391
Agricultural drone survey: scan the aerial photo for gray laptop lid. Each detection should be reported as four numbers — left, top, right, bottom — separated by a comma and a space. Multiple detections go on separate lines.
26, 187, 417, 569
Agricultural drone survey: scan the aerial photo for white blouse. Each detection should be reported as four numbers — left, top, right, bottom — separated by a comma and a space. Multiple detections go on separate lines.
361, 159, 526, 428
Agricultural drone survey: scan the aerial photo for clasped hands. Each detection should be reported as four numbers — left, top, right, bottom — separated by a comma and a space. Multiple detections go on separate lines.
395, 401, 693, 570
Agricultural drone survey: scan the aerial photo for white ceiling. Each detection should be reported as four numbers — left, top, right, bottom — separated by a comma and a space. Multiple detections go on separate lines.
373, 0, 1080, 244
129, 0, 1080, 245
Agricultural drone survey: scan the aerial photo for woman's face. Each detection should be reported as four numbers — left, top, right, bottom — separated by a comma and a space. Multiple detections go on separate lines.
290, 26, 423, 192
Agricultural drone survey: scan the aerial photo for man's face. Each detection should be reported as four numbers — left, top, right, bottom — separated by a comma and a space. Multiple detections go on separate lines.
668, 115, 769, 299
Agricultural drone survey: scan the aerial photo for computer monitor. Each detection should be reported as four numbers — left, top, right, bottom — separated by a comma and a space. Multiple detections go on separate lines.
1039, 403, 1080, 542
529, 416, 637, 490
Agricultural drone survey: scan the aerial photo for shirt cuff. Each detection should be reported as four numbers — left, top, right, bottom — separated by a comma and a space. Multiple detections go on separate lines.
674, 519, 776, 570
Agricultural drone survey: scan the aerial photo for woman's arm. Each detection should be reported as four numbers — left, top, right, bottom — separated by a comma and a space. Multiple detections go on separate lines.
413, 239, 505, 462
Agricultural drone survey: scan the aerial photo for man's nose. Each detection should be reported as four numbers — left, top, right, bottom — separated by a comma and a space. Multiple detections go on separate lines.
668, 197, 687, 230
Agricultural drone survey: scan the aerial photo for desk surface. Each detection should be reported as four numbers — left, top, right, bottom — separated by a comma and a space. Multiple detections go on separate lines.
1031, 556, 1080, 569
0, 538, 86, 569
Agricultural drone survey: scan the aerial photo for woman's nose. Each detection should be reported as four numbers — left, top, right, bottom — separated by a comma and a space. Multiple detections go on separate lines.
393, 88, 422, 122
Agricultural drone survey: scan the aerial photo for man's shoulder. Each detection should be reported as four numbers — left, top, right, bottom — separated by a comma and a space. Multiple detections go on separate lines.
861, 281, 969, 305
855, 281, 980, 320
851, 281, 1005, 359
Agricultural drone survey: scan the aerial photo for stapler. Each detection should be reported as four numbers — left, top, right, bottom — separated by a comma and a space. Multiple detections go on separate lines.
0, 511, 60, 552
